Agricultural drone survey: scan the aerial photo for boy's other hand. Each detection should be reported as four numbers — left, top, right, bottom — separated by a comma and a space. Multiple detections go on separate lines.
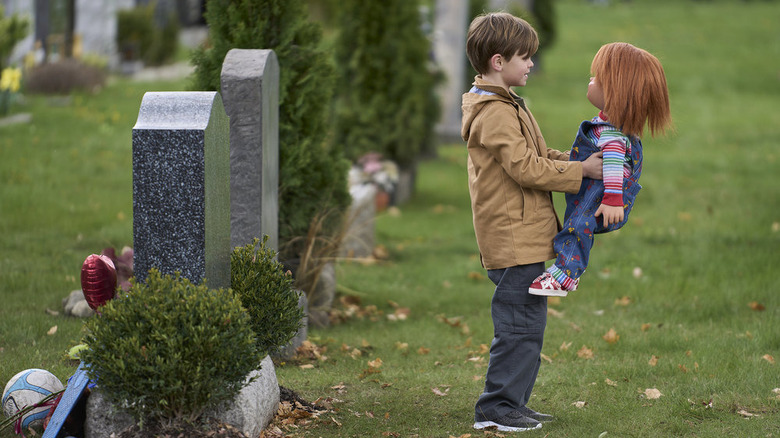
582, 151, 603, 179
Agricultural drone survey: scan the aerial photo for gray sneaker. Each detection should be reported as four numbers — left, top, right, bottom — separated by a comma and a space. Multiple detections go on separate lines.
474, 411, 542, 432
518, 406, 554, 422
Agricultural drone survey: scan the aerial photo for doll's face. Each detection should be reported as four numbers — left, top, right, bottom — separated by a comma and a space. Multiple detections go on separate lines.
587, 77, 605, 111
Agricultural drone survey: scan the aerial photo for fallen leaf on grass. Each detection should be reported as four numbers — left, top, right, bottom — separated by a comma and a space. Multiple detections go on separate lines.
641, 323, 653, 332
417, 347, 430, 355
773, 388, 780, 400
547, 308, 564, 318
602, 328, 620, 344
632, 267, 643, 279
644, 388, 662, 399
373, 245, 389, 260
737, 409, 759, 418
762, 354, 775, 364
560, 341, 572, 351
748, 301, 766, 311
467, 271, 484, 281
540, 353, 553, 363
648, 355, 659, 366
299, 364, 315, 369
572, 401, 587, 408
615, 296, 632, 306
395, 342, 409, 351
605, 378, 617, 387
432, 386, 450, 396
368, 358, 383, 369
47, 325, 58, 336
577, 345, 594, 360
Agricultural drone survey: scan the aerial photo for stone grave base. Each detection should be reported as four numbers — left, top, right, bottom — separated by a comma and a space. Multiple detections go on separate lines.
84, 356, 279, 438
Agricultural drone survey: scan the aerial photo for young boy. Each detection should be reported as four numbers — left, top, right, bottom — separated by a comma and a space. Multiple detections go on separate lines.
462, 12, 603, 432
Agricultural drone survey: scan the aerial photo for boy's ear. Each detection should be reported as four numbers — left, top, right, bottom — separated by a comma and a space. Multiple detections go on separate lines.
490, 54, 503, 72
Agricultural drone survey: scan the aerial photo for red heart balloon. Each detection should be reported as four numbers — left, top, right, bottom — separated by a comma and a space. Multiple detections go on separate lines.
81, 254, 117, 310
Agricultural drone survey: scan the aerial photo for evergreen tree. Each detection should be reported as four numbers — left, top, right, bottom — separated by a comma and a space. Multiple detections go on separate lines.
191, 0, 350, 261
333, 0, 441, 168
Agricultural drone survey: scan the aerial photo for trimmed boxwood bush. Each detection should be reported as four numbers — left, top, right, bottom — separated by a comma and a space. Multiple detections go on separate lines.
231, 237, 304, 357
80, 269, 262, 423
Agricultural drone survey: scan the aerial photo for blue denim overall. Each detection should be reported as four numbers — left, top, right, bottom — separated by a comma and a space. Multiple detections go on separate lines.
553, 120, 643, 280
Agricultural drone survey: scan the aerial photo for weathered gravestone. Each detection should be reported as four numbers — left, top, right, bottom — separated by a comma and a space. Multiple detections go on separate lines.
433, 0, 468, 143
221, 48, 279, 251
220, 48, 310, 355
132, 91, 231, 289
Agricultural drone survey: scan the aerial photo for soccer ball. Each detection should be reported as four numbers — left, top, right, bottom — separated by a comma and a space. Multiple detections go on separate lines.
2, 369, 64, 430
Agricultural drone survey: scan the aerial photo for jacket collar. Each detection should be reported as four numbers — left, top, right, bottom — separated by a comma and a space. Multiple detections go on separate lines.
471, 76, 527, 110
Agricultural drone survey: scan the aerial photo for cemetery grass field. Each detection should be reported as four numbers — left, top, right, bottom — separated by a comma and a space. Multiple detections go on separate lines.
1, 0, 778, 437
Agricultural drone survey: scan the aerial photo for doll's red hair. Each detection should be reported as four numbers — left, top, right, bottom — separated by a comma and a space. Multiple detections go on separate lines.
591, 42, 672, 138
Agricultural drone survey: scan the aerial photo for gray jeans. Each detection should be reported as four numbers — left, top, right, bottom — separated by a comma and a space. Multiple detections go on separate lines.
474, 263, 547, 421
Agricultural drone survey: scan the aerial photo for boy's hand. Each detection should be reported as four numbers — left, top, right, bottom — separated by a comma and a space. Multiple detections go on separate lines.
595, 203, 624, 226
582, 152, 603, 180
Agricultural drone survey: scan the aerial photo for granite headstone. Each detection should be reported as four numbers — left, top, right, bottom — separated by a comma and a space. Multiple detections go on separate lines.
132, 91, 231, 289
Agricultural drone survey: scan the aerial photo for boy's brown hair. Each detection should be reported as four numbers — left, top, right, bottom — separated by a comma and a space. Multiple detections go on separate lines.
591, 42, 672, 138
466, 12, 539, 75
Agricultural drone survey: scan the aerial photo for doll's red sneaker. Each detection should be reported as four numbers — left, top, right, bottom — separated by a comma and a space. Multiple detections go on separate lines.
529, 272, 570, 297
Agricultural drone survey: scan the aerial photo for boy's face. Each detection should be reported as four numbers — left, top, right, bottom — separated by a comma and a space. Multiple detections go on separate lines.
500, 52, 534, 88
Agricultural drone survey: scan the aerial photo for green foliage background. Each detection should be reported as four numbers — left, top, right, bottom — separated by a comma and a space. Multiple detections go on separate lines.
331, 0, 441, 167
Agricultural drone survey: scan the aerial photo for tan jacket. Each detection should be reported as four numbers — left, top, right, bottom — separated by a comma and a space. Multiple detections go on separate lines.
461, 77, 583, 269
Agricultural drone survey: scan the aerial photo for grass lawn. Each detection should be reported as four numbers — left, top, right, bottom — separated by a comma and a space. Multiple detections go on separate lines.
2, 0, 779, 437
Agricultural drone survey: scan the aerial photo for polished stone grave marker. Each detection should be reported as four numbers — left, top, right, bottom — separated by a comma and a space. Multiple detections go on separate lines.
132, 91, 231, 288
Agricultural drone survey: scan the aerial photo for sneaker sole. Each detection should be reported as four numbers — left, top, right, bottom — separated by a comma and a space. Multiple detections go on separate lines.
529, 288, 568, 297
473, 421, 543, 432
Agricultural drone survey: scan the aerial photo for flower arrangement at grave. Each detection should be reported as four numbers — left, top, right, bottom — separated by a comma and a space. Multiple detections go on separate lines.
0, 66, 21, 116
349, 152, 400, 211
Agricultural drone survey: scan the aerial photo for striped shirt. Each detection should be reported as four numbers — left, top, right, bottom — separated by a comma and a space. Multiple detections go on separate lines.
588, 112, 631, 207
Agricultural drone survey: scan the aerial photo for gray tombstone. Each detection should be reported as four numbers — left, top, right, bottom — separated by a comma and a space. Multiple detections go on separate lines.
132, 92, 231, 289
433, 0, 468, 143
220, 49, 279, 252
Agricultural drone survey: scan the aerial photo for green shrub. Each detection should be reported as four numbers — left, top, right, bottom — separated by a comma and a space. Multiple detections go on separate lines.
332, 0, 442, 167
0, 6, 29, 69
190, 0, 350, 262
80, 269, 262, 424
24, 58, 106, 94
231, 237, 304, 356
117, 3, 179, 66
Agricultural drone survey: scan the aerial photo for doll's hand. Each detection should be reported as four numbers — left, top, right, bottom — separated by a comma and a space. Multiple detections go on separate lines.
595, 204, 624, 226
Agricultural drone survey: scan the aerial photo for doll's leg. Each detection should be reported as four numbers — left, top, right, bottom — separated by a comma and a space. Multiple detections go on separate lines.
532, 184, 600, 295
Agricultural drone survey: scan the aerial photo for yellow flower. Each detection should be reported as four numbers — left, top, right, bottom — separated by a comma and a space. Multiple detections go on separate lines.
0, 67, 22, 93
